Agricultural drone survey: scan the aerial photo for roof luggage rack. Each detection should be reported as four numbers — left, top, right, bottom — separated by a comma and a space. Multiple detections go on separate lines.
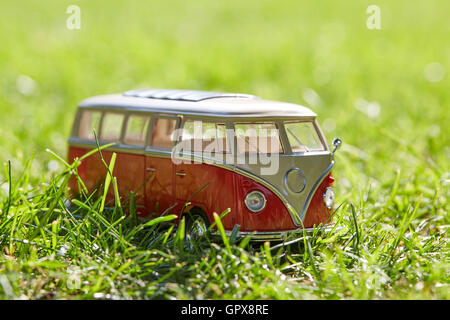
123, 89, 259, 102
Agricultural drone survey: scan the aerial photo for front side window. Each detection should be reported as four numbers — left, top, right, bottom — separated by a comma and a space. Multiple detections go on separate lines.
151, 117, 177, 148
101, 112, 124, 142
181, 120, 228, 153
124, 115, 150, 146
78, 110, 102, 140
235, 123, 283, 154
285, 121, 324, 152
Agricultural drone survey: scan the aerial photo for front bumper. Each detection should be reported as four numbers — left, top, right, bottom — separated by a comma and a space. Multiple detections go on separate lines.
213, 223, 340, 242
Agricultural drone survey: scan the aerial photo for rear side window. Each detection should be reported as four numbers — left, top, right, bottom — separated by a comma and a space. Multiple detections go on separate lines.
285, 121, 324, 152
78, 110, 102, 140
181, 120, 228, 153
124, 115, 150, 146
235, 123, 284, 154
101, 112, 124, 142
151, 117, 177, 149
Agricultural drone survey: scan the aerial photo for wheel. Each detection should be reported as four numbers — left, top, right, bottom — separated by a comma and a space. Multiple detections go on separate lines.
185, 211, 210, 244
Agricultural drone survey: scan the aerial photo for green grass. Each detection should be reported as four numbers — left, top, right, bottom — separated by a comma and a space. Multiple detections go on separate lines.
0, 0, 448, 299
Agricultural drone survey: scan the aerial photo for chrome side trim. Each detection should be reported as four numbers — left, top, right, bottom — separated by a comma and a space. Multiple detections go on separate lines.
68, 137, 145, 155
299, 160, 334, 220
68, 137, 332, 159
68, 137, 174, 159
231, 166, 303, 225
144, 148, 173, 158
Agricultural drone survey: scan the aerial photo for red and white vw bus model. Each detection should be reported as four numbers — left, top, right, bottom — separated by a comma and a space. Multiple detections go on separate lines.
67, 89, 341, 241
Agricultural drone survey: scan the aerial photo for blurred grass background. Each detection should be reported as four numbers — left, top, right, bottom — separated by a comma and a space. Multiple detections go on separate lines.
0, 0, 448, 180
0, 0, 448, 299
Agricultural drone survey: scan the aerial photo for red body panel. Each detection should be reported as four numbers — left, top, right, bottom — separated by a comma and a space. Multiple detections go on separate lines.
144, 155, 174, 217
116, 152, 146, 210
234, 175, 296, 231
69, 147, 110, 197
68, 147, 147, 211
303, 173, 334, 228
173, 161, 236, 229
68, 146, 334, 231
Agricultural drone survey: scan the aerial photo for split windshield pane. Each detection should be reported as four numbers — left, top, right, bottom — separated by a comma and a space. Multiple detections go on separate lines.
284, 121, 324, 152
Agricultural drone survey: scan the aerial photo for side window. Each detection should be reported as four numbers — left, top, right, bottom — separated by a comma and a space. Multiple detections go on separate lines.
101, 112, 124, 142
78, 110, 102, 140
235, 123, 284, 154
151, 117, 177, 149
124, 115, 150, 146
181, 120, 228, 153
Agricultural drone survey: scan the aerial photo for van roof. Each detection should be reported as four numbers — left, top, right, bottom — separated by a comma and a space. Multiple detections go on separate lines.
78, 89, 317, 119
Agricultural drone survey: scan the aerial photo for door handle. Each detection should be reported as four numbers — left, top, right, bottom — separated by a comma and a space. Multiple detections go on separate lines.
176, 172, 186, 176
146, 167, 156, 172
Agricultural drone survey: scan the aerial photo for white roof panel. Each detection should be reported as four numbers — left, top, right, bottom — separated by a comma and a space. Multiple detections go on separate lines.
78, 89, 316, 118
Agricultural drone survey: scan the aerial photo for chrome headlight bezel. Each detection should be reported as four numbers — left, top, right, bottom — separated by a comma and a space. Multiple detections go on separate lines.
323, 187, 335, 209
244, 191, 267, 213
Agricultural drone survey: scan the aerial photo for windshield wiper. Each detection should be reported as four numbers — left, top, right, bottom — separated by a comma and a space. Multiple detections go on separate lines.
287, 128, 310, 152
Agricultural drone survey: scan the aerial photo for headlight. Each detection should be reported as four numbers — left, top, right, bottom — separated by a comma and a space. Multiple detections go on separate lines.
323, 187, 335, 209
244, 191, 266, 213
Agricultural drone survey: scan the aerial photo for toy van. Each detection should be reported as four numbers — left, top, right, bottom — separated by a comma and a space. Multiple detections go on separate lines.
67, 89, 341, 241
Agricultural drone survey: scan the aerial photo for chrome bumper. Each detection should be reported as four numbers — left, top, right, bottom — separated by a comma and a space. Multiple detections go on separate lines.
212, 224, 339, 242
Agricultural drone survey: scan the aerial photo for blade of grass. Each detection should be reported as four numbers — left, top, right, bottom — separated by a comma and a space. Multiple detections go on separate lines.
213, 212, 231, 254
208, 208, 231, 231
99, 152, 117, 214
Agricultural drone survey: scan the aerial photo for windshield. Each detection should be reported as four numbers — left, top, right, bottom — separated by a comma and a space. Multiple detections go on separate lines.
284, 121, 325, 152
